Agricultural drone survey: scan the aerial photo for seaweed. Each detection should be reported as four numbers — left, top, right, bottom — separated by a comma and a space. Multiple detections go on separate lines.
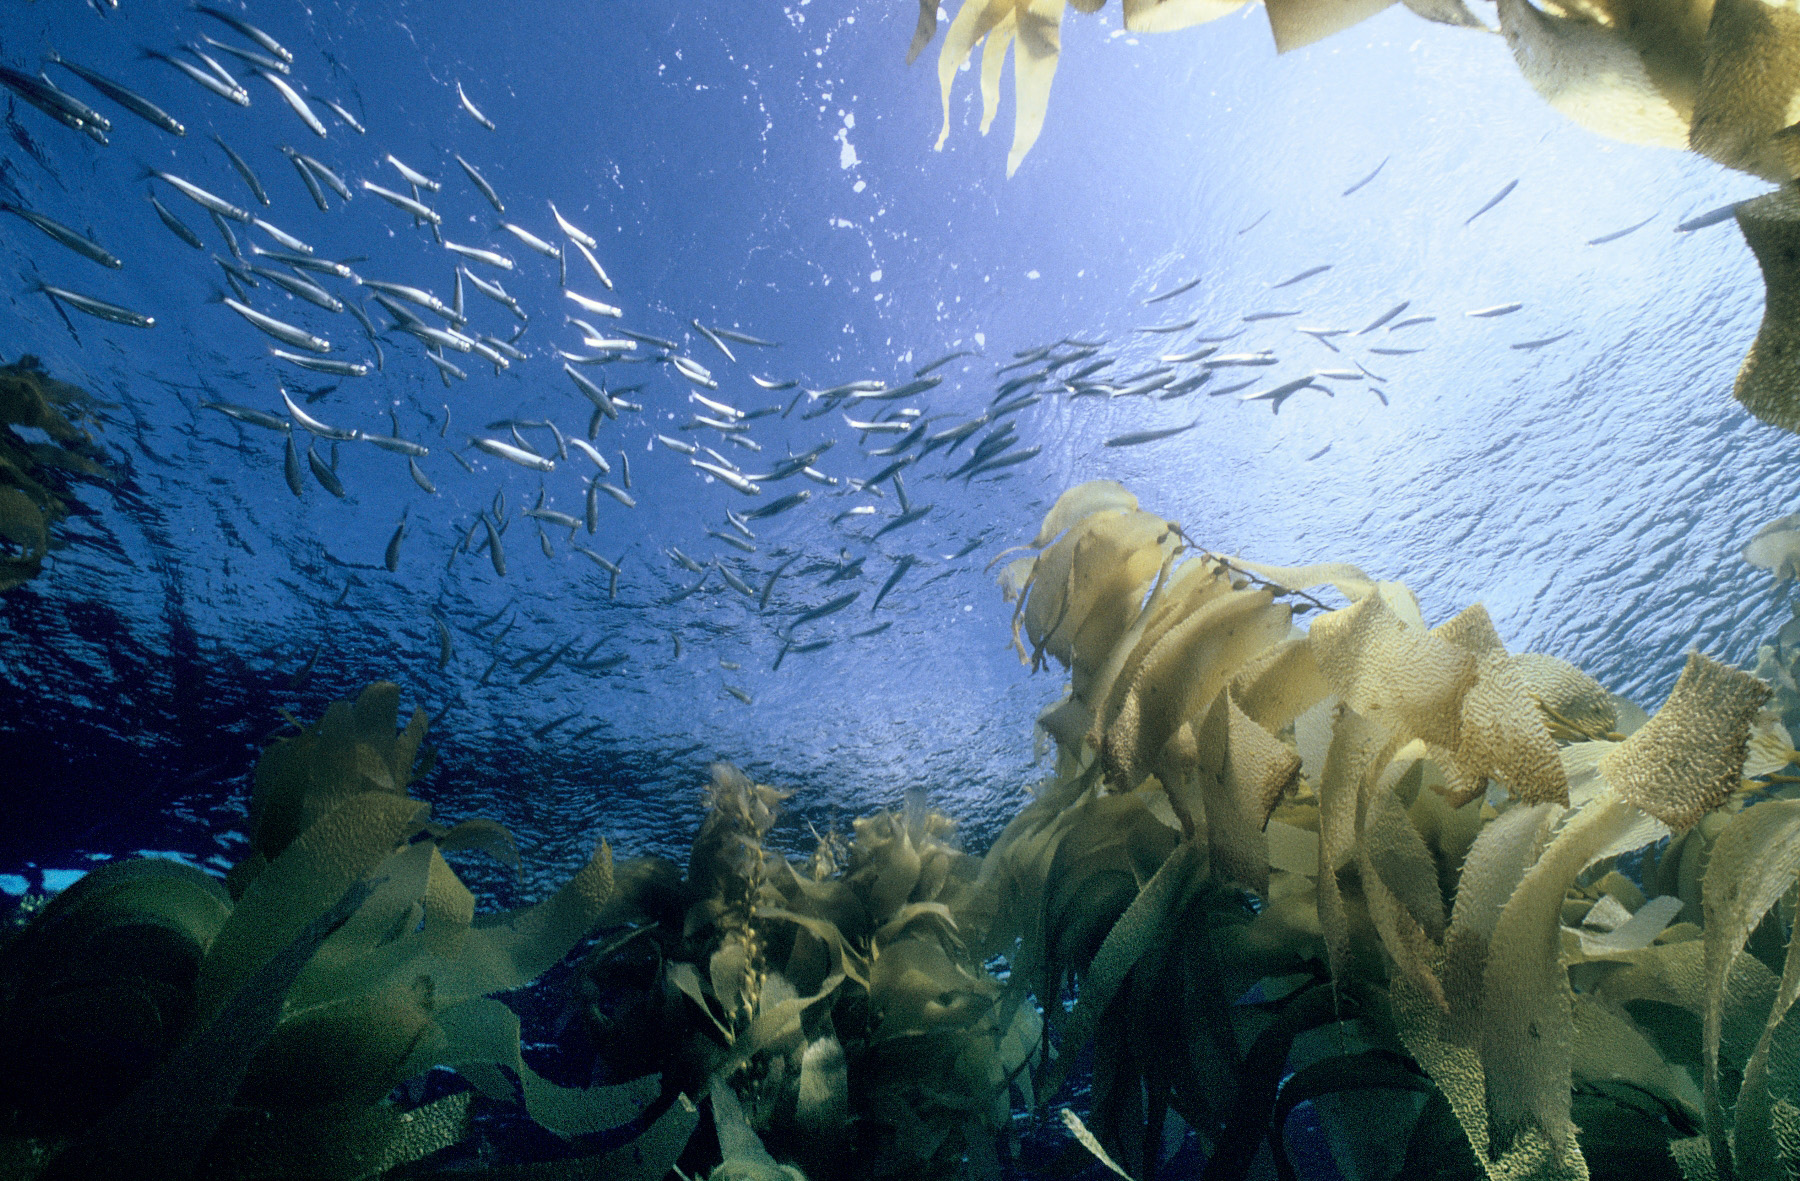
0, 355, 115, 592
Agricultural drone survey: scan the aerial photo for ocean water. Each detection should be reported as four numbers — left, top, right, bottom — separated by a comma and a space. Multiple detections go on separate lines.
0, 0, 1787, 1174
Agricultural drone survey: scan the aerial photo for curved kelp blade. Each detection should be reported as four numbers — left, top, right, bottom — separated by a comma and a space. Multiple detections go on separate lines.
408, 996, 660, 1137
41, 876, 377, 1180
199, 1091, 473, 1180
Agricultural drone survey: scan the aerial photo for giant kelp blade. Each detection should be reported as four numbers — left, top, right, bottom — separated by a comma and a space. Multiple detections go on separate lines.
200, 1090, 473, 1181
1700, 798, 1800, 1173
1598, 650, 1768, 831
1496, 0, 1695, 148
1265, 0, 1395, 54
1006, 0, 1067, 178
979, 10, 1016, 137
1029, 478, 1139, 548
1688, 0, 1800, 181
196, 792, 430, 1019
41, 878, 376, 1180
1732, 187, 1800, 434
935, 0, 1013, 150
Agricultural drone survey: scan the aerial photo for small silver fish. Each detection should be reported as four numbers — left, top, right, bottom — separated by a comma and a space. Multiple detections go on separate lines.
40, 283, 152, 327
455, 154, 504, 212
457, 80, 496, 130
361, 180, 440, 224
258, 69, 327, 136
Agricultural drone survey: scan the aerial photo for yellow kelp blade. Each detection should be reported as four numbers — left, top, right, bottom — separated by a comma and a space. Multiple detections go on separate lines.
1733, 187, 1800, 434
1031, 478, 1140, 548
1700, 799, 1800, 1173
1689, 0, 1800, 181
1124, 0, 1253, 33
1007, 0, 1068, 177
1598, 650, 1769, 831
937, 0, 1014, 150
1496, 0, 1696, 148
1265, 0, 1396, 54
1479, 787, 1640, 1158
980, 10, 1017, 136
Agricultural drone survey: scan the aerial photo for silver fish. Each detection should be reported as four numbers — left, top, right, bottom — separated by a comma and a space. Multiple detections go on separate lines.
255, 69, 325, 135
363, 433, 428, 456
1104, 416, 1199, 447
387, 153, 440, 191
1466, 302, 1522, 318
149, 193, 204, 248
307, 442, 345, 497
203, 400, 288, 431
566, 290, 621, 319
248, 265, 341, 311
193, 5, 292, 64
568, 238, 612, 289
272, 348, 366, 376
319, 97, 365, 133
200, 35, 288, 76
426, 350, 467, 382
361, 279, 460, 323
1270, 264, 1330, 289
1136, 317, 1197, 334
1587, 215, 1655, 245
692, 320, 737, 363
361, 180, 439, 224
1357, 301, 1410, 334
596, 481, 635, 507
1143, 277, 1199, 305
503, 222, 560, 258
1342, 156, 1387, 196
153, 170, 250, 222
283, 435, 305, 495
445, 239, 513, 269
251, 219, 312, 255
713, 327, 778, 347
0, 203, 121, 268
281, 388, 357, 439
1466, 179, 1518, 225
455, 154, 504, 211
45, 51, 185, 135
548, 200, 596, 248
225, 297, 329, 352
471, 436, 554, 471
40, 283, 152, 327
143, 46, 246, 105
457, 80, 496, 130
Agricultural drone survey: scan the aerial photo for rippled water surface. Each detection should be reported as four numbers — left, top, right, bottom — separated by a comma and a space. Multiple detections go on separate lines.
0, 0, 1787, 896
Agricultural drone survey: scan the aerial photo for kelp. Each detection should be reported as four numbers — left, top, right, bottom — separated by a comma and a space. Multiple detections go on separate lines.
985, 479, 1796, 1179
578, 765, 1032, 1180
1732, 187, 1800, 436
0, 681, 675, 1180
0, 355, 115, 592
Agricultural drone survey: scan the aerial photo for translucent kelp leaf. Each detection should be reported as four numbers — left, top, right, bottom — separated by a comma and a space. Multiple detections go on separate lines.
1399, 0, 1486, 30
1021, 508, 1172, 677
1266, 0, 1395, 54
1496, 0, 1697, 148
439, 816, 522, 870
418, 996, 659, 1137
598, 1091, 699, 1181
1228, 557, 1377, 603
1743, 511, 1800, 580
1061, 1107, 1133, 1180
1358, 778, 1450, 1009
795, 1034, 850, 1143
1030, 479, 1138, 549
712, 1077, 803, 1180
238, 972, 438, 1110
1005, 0, 1068, 178
1310, 592, 1475, 747
1123, 0, 1254, 33
1457, 649, 1569, 805
0, 486, 48, 591
1443, 801, 1557, 1044
979, 9, 1015, 136
196, 792, 430, 1021
1316, 708, 1397, 985
1733, 909, 1800, 1177
936, 0, 1016, 151
1088, 556, 1229, 746
1480, 787, 1640, 1156
1574, 893, 1683, 955
1230, 634, 1333, 736
1570, 994, 1703, 1122
1689, 0, 1800, 181
1172, 691, 1301, 892
1700, 798, 1800, 1165
1098, 586, 1288, 793
1598, 650, 1769, 831
427, 838, 615, 1006
422, 845, 475, 958
1733, 187, 1800, 434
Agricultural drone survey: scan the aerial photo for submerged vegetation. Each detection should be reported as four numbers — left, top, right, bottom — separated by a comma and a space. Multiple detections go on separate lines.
0, 356, 113, 593
13, 480, 1800, 1178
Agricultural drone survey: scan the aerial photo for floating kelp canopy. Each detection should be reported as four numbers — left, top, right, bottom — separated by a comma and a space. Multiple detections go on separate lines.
11, 479, 1800, 1178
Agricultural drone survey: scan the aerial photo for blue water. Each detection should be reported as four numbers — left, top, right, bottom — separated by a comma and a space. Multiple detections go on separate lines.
0, 0, 1786, 1172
